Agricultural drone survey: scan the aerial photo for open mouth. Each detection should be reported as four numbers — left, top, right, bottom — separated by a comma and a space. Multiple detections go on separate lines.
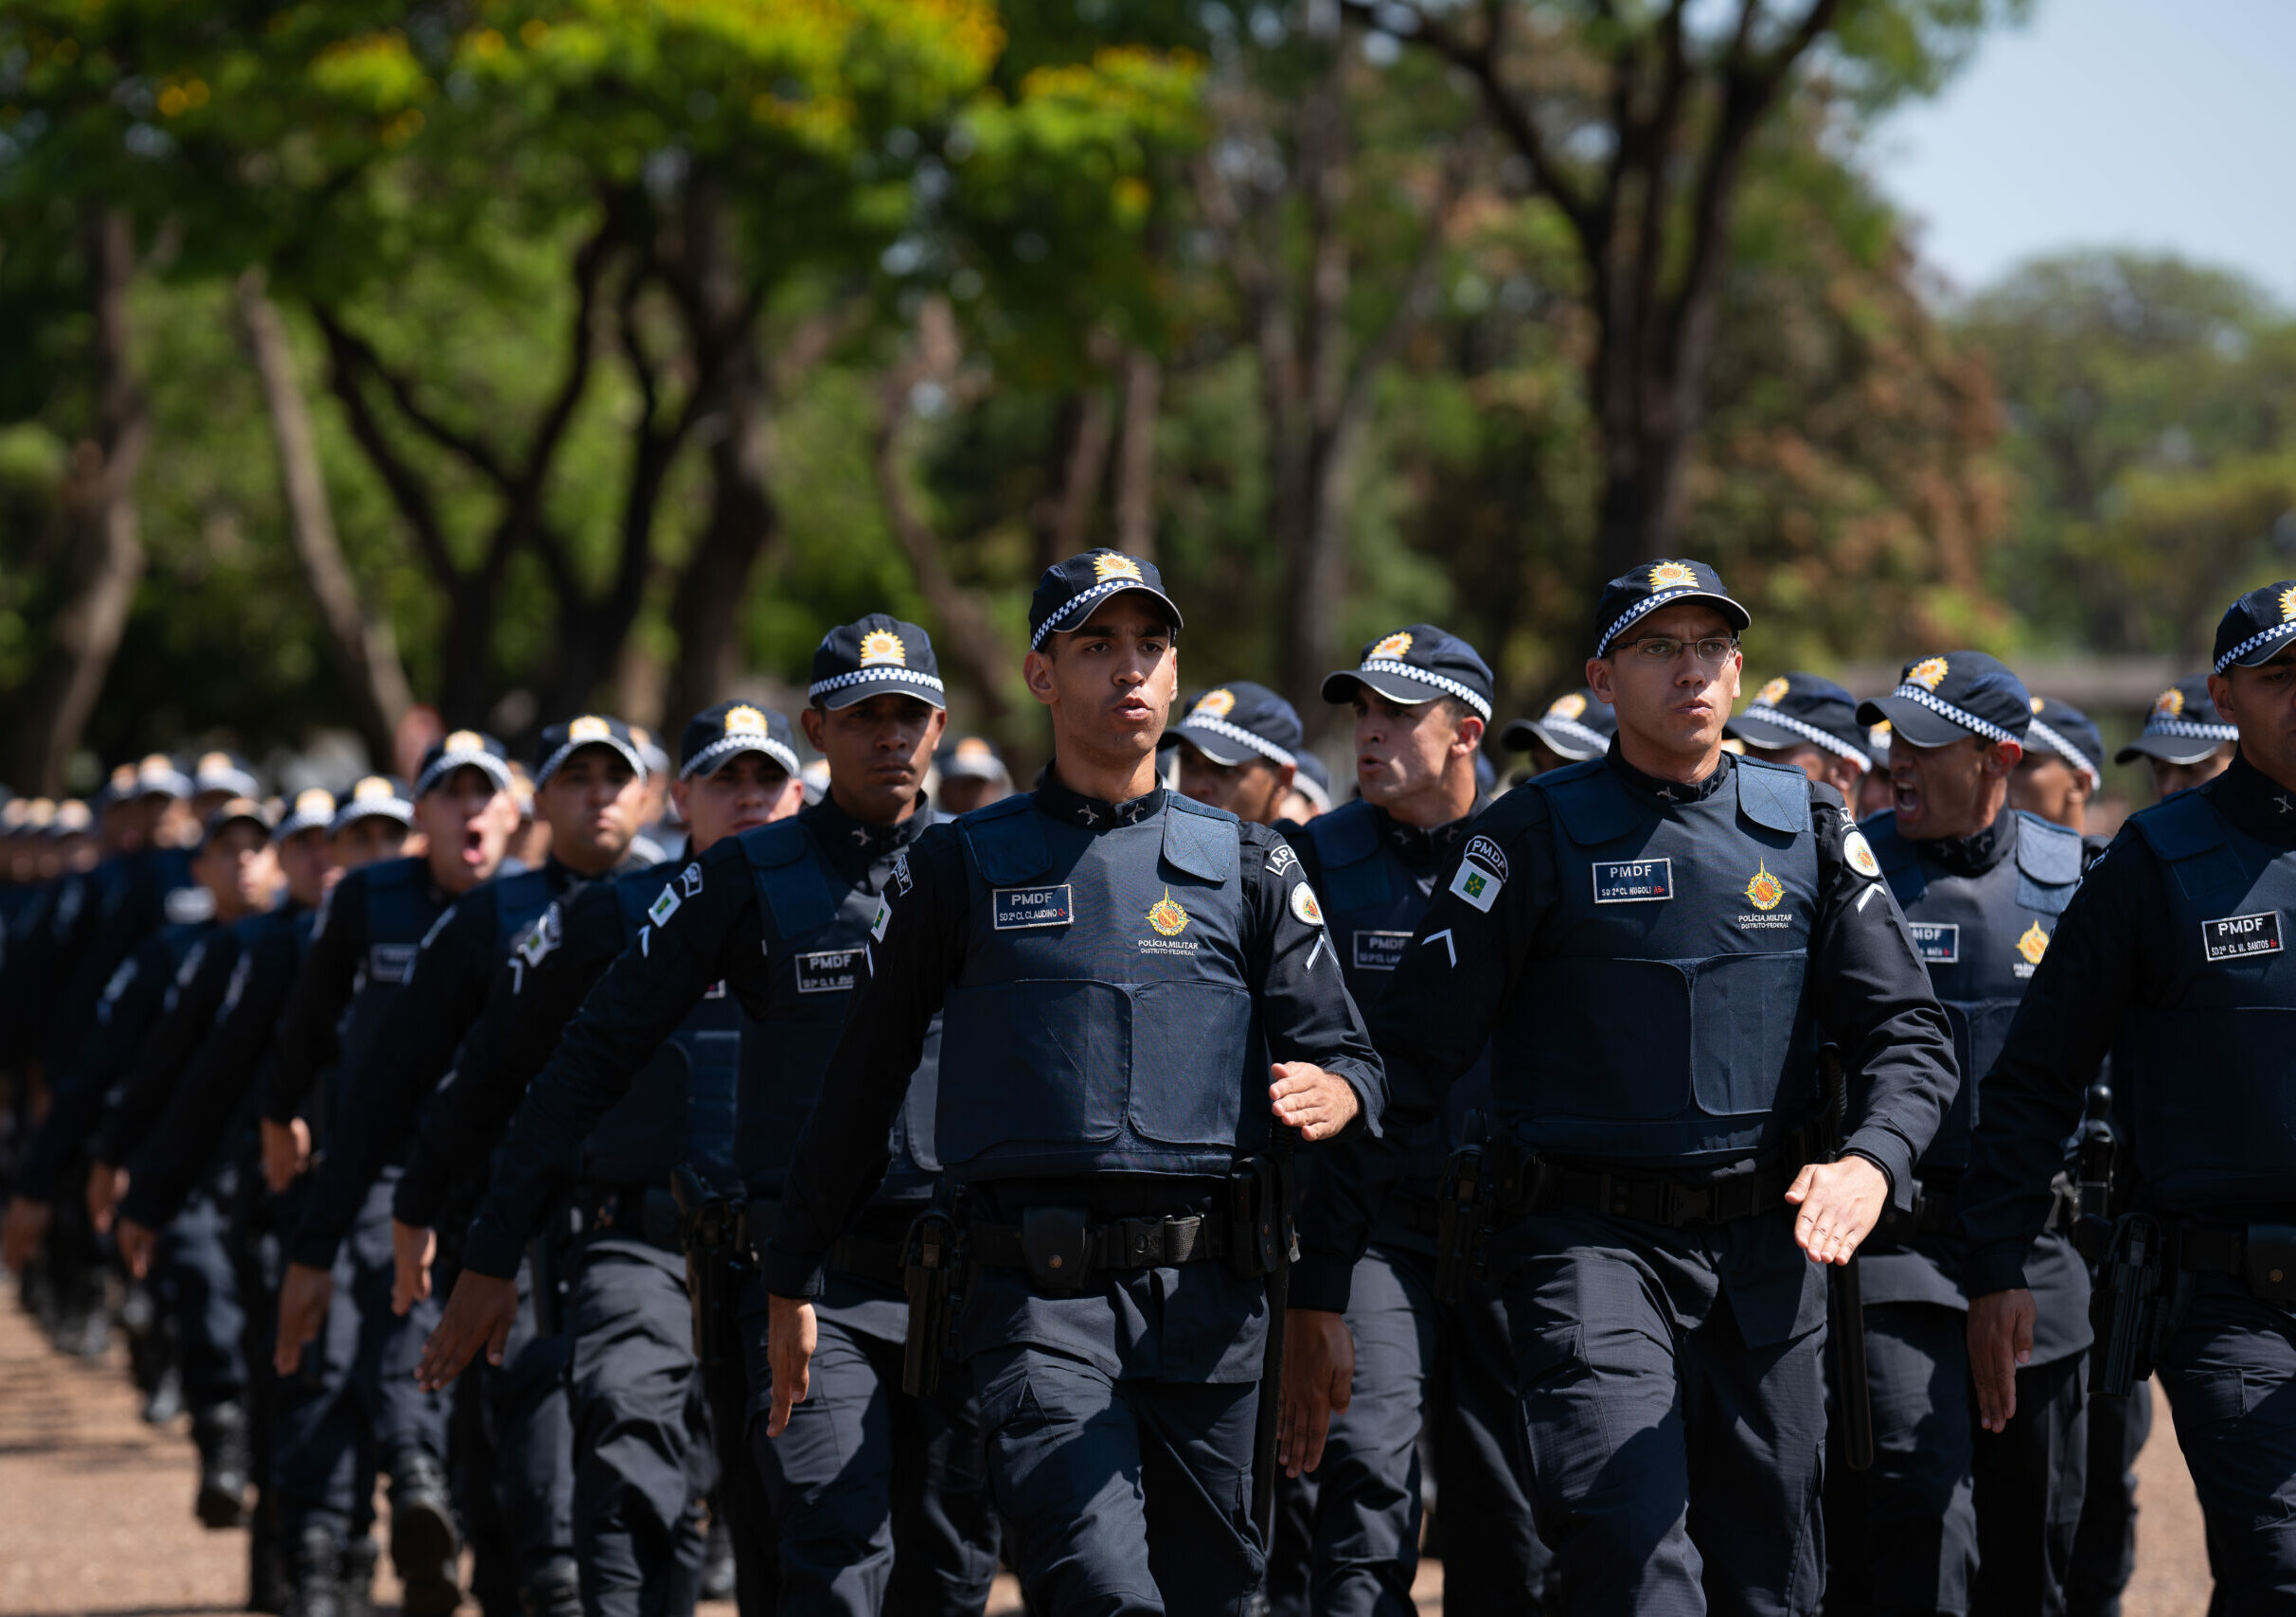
1893, 780, 1921, 817
460, 825, 488, 865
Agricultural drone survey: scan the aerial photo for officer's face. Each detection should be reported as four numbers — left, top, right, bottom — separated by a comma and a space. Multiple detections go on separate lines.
331, 815, 408, 872
1351, 694, 1468, 813
198, 822, 278, 920
1587, 603, 1740, 766
801, 695, 946, 825
938, 773, 1006, 815
276, 827, 337, 910
1176, 741, 1293, 825
2145, 744, 2235, 802
413, 766, 519, 895
1888, 734, 2017, 841
1024, 595, 1178, 762
674, 753, 802, 852
2213, 655, 2296, 791
536, 748, 647, 875
2008, 752, 2090, 831
1744, 740, 1863, 802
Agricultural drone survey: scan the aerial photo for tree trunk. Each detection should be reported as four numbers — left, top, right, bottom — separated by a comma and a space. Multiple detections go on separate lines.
9, 211, 150, 794
1113, 348, 1161, 560
1040, 384, 1114, 566
234, 269, 414, 764
666, 340, 776, 731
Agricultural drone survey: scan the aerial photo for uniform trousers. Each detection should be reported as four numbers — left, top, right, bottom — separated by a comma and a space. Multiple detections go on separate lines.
1269, 1240, 1547, 1616
2066, 1380, 2150, 1617
2153, 1274, 2296, 1615
973, 1342, 1264, 1616
1822, 1300, 2087, 1616
275, 1173, 449, 1538
566, 1236, 711, 1617
156, 1183, 249, 1411
484, 1254, 577, 1580
1500, 1212, 1828, 1617
739, 1271, 1002, 1615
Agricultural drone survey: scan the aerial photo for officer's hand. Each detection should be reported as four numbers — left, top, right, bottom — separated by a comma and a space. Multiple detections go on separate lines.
116, 1217, 158, 1280
390, 1220, 436, 1317
1968, 1288, 2035, 1433
765, 1294, 819, 1438
415, 1270, 519, 1391
1278, 1308, 1354, 1477
85, 1162, 123, 1233
1269, 1062, 1360, 1143
274, 1261, 335, 1376
260, 1117, 311, 1193
1784, 1155, 1889, 1265
1, 1195, 51, 1275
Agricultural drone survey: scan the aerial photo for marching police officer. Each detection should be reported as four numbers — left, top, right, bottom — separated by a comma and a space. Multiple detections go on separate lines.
935, 734, 1013, 816
260, 733, 522, 1617
1163, 682, 1304, 826
414, 699, 802, 1617
1499, 687, 1616, 778
1282, 560, 1957, 1615
2010, 698, 2107, 846
1726, 672, 1874, 804
1272, 625, 1548, 1616
1964, 583, 2296, 1613
2115, 675, 2237, 803
1837, 653, 2090, 1615
737, 555, 1383, 1615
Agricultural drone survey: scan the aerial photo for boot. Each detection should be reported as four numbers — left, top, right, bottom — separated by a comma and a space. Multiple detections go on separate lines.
246, 1517, 285, 1613
193, 1401, 253, 1528
702, 1509, 737, 1602
385, 1449, 463, 1617
518, 1557, 583, 1617
287, 1525, 345, 1617
336, 1537, 379, 1617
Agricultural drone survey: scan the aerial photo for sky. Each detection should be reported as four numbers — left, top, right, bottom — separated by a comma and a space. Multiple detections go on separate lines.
1870, 0, 2296, 307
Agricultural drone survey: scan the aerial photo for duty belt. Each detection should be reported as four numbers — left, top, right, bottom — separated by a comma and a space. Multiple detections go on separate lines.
2177, 1220, 2296, 1303
578, 1183, 684, 1253
1872, 1169, 2076, 1244
735, 1202, 912, 1290
1527, 1161, 1803, 1229
970, 1211, 1235, 1274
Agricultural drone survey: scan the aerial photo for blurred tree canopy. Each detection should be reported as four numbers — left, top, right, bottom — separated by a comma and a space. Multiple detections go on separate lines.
0, 0, 2191, 791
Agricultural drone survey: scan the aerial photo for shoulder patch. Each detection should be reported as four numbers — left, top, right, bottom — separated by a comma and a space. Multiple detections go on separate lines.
1264, 843, 1299, 878
869, 894, 893, 941
1449, 858, 1503, 913
517, 903, 562, 968
647, 884, 681, 927
1462, 834, 1509, 883
1290, 882, 1325, 927
680, 862, 704, 897
1843, 829, 1882, 880
891, 848, 914, 895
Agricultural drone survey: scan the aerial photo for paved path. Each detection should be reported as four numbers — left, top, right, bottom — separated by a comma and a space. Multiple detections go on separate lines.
0, 1292, 2215, 1615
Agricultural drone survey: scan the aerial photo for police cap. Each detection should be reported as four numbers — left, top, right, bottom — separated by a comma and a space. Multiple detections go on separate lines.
1728, 673, 1872, 772
2022, 697, 2105, 786
1501, 687, 1617, 761
1591, 560, 1752, 659
2215, 579, 2296, 674
2114, 676, 2236, 766
679, 701, 800, 782
533, 714, 648, 788
1856, 652, 2031, 750
413, 731, 514, 797
1321, 625, 1495, 720
1161, 682, 1303, 768
1028, 550, 1184, 651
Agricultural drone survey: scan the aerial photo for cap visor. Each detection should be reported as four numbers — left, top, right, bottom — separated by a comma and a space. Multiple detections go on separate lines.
536, 737, 647, 788
2228, 624, 2296, 669
332, 802, 414, 830
681, 737, 800, 780
2114, 734, 2231, 766
940, 757, 1006, 780
1166, 726, 1256, 768
1854, 695, 1977, 751
1045, 583, 1185, 641
817, 673, 948, 712
418, 752, 513, 796
1603, 591, 1753, 654
1523, 720, 1607, 761
1321, 668, 1444, 709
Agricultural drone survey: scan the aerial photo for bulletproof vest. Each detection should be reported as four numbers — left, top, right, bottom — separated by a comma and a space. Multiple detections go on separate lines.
1499, 755, 1823, 1163
1863, 809, 2082, 1171
489, 864, 565, 956
334, 857, 447, 1124
739, 817, 942, 1200
1302, 800, 1490, 1183
937, 792, 1259, 1182
580, 864, 740, 1189
2116, 788, 2296, 1210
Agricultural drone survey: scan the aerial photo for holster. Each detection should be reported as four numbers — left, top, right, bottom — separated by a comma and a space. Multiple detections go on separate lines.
1434, 1111, 1492, 1306
525, 1199, 580, 1341
2090, 1212, 2183, 1397
1228, 1152, 1294, 1282
900, 1208, 965, 1398
671, 1164, 743, 1373
2071, 1081, 2122, 1265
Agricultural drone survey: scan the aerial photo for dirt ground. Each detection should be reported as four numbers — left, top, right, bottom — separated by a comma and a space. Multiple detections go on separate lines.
0, 1291, 2216, 1616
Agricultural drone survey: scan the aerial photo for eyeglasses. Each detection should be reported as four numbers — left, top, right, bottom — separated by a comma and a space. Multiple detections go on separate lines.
1612, 635, 1740, 666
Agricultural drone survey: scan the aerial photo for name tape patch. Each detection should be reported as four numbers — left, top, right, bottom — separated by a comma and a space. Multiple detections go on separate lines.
2203, 911, 2283, 963
1353, 931, 1411, 973
1910, 921, 1960, 965
368, 942, 418, 984
795, 948, 868, 994
993, 885, 1074, 930
1592, 859, 1672, 904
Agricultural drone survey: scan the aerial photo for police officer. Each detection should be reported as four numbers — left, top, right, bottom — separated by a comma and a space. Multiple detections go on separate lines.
1963, 583, 2296, 1613
724, 554, 1382, 1615
2011, 698, 2107, 845
1273, 625, 1548, 1616
413, 699, 803, 1617
2115, 675, 2237, 803
935, 733, 1013, 815
272, 716, 652, 1615
1281, 754, 1334, 824
1835, 653, 2089, 1616
1163, 682, 1304, 825
260, 734, 522, 1617
1499, 687, 1616, 778
1282, 560, 1957, 1616
1727, 672, 1874, 804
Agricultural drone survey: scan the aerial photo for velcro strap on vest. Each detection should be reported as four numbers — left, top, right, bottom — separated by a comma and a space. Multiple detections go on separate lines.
970, 1212, 1234, 1272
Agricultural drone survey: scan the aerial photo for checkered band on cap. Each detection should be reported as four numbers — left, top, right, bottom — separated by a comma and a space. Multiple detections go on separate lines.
1030, 577, 1178, 651
679, 732, 801, 782
1887, 683, 2020, 746
1593, 590, 1709, 658
1356, 659, 1494, 720
1177, 714, 1297, 769
807, 667, 947, 701
1738, 704, 1874, 773
2023, 717, 2101, 786
2216, 621, 2296, 674
2142, 716, 2239, 744
1537, 715, 1613, 756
